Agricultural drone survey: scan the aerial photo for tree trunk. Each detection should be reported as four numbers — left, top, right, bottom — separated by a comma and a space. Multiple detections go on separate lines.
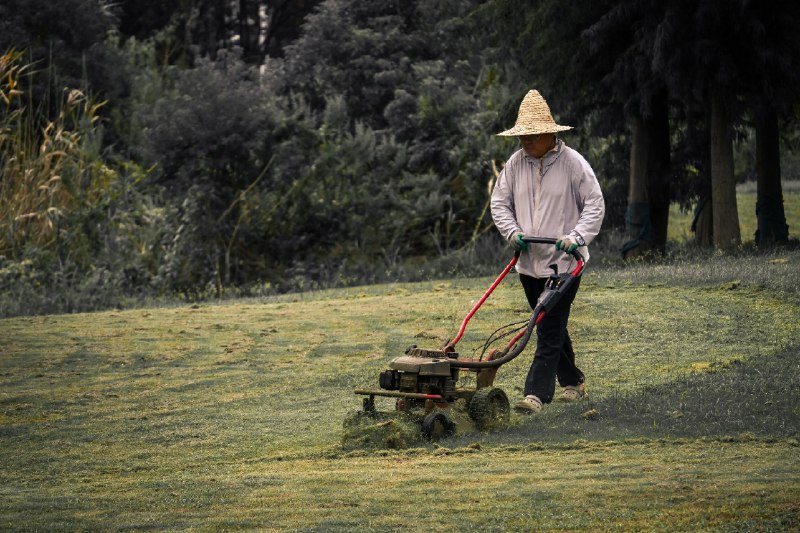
709, 91, 741, 251
693, 184, 713, 247
195, 0, 231, 59
755, 102, 789, 244
692, 110, 713, 247
622, 116, 651, 259
239, 0, 262, 63
622, 91, 671, 259
647, 91, 671, 254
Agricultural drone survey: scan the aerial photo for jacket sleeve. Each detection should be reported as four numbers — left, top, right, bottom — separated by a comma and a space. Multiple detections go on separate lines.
491, 165, 522, 241
571, 160, 605, 245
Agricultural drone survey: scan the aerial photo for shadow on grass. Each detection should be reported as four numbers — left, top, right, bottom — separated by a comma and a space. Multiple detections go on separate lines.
451, 343, 799, 447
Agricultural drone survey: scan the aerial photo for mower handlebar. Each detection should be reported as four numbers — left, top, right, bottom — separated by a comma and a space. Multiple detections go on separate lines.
520, 237, 558, 244
518, 236, 585, 263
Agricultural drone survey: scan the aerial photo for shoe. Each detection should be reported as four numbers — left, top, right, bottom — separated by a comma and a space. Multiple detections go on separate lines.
514, 395, 543, 414
558, 383, 586, 403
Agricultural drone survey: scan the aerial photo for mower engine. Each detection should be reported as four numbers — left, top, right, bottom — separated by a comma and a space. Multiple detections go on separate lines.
379, 347, 459, 401
353, 345, 510, 441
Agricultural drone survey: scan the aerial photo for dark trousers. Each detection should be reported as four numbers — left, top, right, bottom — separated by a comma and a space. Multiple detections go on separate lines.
519, 273, 584, 403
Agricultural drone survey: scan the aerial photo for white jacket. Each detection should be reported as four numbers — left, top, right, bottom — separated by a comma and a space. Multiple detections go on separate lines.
491, 140, 605, 278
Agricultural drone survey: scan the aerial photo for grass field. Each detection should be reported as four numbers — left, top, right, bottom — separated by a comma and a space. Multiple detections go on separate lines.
2, 242, 800, 530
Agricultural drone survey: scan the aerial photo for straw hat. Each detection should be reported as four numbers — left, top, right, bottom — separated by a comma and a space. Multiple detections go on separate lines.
497, 90, 573, 136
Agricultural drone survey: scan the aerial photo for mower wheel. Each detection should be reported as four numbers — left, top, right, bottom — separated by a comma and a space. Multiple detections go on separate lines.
421, 411, 455, 441
469, 387, 510, 431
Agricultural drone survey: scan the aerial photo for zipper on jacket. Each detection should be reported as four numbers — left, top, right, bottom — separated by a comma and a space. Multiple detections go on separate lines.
532, 156, 544, 235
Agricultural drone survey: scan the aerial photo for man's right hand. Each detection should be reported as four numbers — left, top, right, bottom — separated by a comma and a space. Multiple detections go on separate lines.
508, 232, 528, 251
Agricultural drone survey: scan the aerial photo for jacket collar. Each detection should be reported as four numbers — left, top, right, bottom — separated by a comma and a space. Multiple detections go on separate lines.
524, 138, 564, 167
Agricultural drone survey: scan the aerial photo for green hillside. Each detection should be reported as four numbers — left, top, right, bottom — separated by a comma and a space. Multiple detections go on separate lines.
1, 251, 799, 530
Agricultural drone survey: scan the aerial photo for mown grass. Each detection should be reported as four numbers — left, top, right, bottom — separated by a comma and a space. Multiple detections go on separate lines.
1, 251, 799, 530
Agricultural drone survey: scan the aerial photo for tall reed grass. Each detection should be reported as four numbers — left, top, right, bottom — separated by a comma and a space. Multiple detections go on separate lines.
0, 49, 108, 259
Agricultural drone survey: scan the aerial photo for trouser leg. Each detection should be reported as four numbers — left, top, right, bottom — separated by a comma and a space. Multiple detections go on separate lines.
556, 330, 585, 387
519, 274, 582, 403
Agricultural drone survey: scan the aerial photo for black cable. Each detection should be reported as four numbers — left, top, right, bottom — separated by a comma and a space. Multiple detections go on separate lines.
475, 319, 529, 361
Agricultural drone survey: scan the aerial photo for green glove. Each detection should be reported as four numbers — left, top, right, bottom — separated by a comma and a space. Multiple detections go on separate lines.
508, 232, 528, 251
555, 235, 578, 253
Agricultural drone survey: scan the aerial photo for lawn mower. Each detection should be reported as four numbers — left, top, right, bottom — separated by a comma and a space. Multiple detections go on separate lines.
349, 236, 585, 441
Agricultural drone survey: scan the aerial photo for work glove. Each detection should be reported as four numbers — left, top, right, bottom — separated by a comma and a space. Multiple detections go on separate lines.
508, 232, 527, 251
555, 234, 579, 254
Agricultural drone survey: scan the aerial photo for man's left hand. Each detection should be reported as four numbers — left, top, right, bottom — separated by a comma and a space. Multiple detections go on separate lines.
555, 235, 579, 253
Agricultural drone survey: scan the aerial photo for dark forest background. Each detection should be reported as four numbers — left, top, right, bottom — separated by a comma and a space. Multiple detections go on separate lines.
1, 0, 799, 316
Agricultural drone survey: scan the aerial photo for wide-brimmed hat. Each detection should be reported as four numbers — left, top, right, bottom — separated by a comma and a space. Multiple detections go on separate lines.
496, 90, 573, 136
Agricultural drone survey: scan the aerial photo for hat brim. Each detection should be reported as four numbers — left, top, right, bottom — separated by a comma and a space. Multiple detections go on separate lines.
496, 124, 573, 137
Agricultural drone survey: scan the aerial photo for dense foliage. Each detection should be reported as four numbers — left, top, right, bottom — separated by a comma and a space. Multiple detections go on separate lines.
0, 0, 798, 316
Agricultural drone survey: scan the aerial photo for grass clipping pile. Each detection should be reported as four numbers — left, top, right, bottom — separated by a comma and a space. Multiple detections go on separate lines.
342, 399, 483, 450
342, 411, 424, 450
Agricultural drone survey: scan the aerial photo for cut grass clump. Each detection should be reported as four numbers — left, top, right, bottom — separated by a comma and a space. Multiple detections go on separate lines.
341, 411, 422, 450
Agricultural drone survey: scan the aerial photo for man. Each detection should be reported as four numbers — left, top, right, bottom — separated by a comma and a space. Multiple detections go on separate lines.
490, 89, 605, 414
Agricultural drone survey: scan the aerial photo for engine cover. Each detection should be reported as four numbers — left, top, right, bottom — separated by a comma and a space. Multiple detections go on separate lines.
389, 355, 451, 376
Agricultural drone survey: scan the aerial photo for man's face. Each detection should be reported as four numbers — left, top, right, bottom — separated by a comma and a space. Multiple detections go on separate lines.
519, 133, 555, 158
